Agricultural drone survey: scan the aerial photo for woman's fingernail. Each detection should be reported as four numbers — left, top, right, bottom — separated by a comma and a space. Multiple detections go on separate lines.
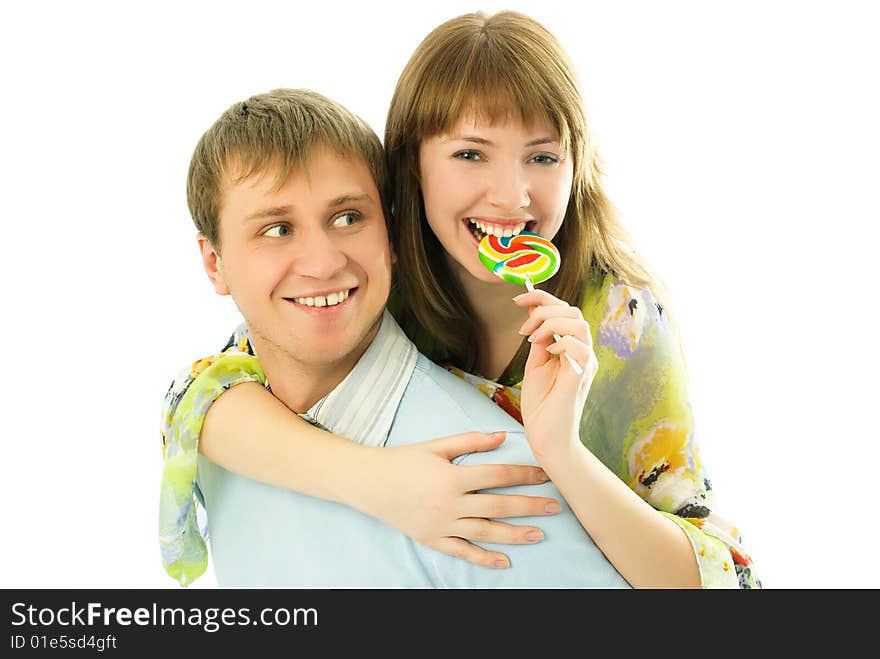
526, 530, 544, 543
545, 502, 561, 513
537, 470, 550, 482
494, 558, 510, 568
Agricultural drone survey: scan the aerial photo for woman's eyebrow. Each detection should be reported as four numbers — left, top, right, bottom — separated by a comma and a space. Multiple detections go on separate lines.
443, 135, 492, 145
441, 135, 558, 147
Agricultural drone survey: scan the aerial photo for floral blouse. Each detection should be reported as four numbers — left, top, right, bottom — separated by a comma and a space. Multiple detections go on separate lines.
159, 271, 761, 589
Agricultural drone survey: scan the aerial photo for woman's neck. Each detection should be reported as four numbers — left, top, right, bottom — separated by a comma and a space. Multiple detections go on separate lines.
452, 261, 530, 380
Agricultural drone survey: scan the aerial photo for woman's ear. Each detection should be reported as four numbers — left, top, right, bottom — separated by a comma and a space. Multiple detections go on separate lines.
197, 234, 230, 296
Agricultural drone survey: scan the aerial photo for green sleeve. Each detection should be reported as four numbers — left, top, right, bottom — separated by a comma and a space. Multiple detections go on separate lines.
579, 275, 761, 588
158, 345, 265, 587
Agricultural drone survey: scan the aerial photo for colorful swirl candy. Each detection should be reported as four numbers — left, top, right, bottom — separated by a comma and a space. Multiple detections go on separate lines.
478, 230, 560, 286
478, 229, 582, 374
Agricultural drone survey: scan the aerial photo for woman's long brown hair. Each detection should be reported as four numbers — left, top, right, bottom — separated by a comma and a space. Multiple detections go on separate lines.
385, 11, 661, 377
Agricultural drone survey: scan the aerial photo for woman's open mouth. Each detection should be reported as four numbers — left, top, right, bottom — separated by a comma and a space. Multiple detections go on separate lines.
465, 218, 537, 242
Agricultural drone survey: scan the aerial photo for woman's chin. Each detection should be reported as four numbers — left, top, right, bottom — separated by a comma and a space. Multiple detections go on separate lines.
445, 249, 514, 287
465, 262, 514, 286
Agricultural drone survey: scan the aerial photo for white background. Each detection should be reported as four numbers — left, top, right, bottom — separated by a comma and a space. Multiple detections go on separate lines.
2, 0, 877, 589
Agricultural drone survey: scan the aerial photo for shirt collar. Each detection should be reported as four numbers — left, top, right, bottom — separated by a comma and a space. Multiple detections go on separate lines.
300, 310, 417, 447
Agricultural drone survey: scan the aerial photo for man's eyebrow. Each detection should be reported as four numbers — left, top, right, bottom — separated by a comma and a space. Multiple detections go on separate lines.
242, 194, 371, 223
244, 205, 293, 223
328, 193, 371, 207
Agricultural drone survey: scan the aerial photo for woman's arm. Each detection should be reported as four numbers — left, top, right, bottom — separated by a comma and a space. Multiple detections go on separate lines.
202, 381, 559, 561
528, 437, 702, 589
515, 288, 701, 588
160, 341, 561, 585
517, 285, 761, 588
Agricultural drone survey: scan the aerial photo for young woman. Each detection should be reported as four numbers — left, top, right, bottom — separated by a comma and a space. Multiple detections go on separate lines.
161, 10, 760, 589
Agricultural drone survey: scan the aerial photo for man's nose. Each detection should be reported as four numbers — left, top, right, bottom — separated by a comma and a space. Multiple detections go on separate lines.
294, 229, 348, 280
485, 161, 530, 211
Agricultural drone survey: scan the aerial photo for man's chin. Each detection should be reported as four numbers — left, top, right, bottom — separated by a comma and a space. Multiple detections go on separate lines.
301, 321, 381, 368
296, 341, 358, 365
255, 308, 384, 371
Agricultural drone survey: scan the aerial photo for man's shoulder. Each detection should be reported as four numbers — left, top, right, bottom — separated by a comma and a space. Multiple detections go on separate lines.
410, 354, 522, 430
392, 354, 523, 438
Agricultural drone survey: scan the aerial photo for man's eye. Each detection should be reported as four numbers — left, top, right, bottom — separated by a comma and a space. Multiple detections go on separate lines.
454, 150, 482, 162
263, 224, 291, 237
530, 153, 560, 165
333, 212, 360, 227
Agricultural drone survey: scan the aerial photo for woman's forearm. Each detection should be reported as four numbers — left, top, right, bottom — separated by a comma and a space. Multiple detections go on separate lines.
540, 440, 702, 589
196, 382, 563, 569
199, 381, 368, 505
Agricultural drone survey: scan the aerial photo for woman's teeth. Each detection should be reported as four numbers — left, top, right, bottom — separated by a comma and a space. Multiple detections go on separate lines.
293, 289, 350, 307
468, 219, 528, 239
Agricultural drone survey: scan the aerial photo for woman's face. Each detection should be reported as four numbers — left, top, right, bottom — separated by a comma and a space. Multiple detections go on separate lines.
418, 114, 574, 285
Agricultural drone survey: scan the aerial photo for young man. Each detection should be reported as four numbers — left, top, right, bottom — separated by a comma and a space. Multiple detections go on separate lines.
161, 88, 630, 587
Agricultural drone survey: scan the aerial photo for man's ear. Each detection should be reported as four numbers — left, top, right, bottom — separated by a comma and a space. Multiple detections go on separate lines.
198, 234, 230, 296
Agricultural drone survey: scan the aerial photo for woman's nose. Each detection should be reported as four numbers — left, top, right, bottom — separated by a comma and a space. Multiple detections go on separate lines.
485, 161, 530, 211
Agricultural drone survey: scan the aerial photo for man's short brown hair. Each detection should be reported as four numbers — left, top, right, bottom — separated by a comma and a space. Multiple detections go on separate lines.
187, 88, 388, 250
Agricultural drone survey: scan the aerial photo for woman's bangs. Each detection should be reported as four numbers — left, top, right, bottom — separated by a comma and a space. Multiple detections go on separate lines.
417, 59, 569, 148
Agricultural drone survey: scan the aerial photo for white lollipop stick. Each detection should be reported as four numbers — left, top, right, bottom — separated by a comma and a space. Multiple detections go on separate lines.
524, 278, 583, 375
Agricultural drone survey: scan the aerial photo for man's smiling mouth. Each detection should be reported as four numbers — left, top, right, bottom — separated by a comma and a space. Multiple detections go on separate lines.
284, 288, 355, 308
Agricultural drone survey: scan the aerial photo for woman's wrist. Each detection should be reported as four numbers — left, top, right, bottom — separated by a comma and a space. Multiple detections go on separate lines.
527, 427, 584, 468
329, 443, 385, 512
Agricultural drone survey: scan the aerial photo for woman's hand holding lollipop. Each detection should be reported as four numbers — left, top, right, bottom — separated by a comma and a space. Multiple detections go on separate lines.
478, 231, 585, 374
515, 286, 598, 461
478, 231, 598, 461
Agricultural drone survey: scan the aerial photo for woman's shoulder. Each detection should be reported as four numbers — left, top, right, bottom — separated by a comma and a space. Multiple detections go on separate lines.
581, 269, 672, 363
580, 269, 664, 322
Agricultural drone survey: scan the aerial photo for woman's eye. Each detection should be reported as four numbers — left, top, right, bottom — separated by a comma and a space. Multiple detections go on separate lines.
333, 212, 360, 228
263, 224, 291, 237
530, 153, 560, 165
454, 150, 482, 162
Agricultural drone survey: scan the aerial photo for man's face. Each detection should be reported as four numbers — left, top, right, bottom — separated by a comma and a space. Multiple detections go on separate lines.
201, 146, 392, 372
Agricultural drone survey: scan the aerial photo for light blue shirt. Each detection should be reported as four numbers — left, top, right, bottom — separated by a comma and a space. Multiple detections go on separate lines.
196, 312, 631, 588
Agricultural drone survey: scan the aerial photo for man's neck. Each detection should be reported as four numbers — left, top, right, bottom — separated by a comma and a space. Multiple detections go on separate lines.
248, 324, 380, 414
264, 361, 349, 414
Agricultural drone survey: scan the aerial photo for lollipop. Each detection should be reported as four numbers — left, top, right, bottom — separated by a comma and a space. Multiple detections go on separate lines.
478, 231, 560, 286
478, 230, 582, 374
